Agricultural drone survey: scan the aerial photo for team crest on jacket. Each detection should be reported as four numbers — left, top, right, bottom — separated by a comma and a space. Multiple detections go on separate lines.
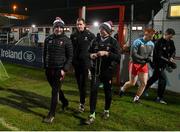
59, 41, 64, 45
84, 37, 88, 41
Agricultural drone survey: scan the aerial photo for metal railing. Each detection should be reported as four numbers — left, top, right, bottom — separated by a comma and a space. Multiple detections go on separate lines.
0, 33, 8, 44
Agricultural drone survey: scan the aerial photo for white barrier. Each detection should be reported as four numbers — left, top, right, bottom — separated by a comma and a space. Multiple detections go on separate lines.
120, 56, 180, 93
148, 59, 180, 93
165, 59, 180, 93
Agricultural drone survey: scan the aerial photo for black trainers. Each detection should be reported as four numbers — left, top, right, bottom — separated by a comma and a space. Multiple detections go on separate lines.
85, 115, 95, 125
78, 104, 85, 113
62, 99, 69, 111
102, 111, 110, 120
43, 115, 55, 123
119, 90, 125, 97
155, 97, 167, 105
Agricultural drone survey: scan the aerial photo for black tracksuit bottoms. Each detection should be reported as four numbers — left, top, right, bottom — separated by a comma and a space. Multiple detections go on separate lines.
90, 73, 113, 114
145, 67, 167, 99
74, 65, 88, 105
45, 68, 67, 116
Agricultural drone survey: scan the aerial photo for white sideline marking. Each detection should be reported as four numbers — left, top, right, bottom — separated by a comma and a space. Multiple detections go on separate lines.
0, 117, 19, 131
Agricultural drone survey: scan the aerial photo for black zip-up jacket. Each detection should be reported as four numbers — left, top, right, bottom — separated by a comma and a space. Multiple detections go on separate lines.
43, 33, 73, 72
89, 36, 121, 75
153, 37, 176, 68
70, 29, 95, 68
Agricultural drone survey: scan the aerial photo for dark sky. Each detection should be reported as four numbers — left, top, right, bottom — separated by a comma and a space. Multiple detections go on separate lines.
0, 0, 162, 25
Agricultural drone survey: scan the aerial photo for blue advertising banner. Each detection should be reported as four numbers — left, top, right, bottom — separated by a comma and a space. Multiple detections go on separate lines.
0, 44, 43, 68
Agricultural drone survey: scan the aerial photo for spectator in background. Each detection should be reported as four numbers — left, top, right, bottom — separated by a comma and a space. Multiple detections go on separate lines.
34, 31, 39, 47
153, 30, 162, 43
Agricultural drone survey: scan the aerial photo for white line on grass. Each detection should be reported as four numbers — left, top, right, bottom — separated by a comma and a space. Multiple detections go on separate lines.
0, 117, 19, 131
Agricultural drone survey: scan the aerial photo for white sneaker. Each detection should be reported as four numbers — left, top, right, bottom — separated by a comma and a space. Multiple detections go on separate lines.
159, 100, 167, 105
85, 115, 95, 125
102, 111, 110, 120
78, 104, 85, 113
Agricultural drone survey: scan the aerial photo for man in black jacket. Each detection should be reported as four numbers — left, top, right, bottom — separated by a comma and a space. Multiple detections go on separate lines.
43, 17, 73, 123
144, 28, 176, 104
85, 21, 121, 125
70, 18, 95, 112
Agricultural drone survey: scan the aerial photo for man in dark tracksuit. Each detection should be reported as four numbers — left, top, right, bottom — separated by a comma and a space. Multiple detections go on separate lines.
70, 18, 95, 112
85, 21, 121, 125
43, 17, 73, 123
144, 28, 176, 104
